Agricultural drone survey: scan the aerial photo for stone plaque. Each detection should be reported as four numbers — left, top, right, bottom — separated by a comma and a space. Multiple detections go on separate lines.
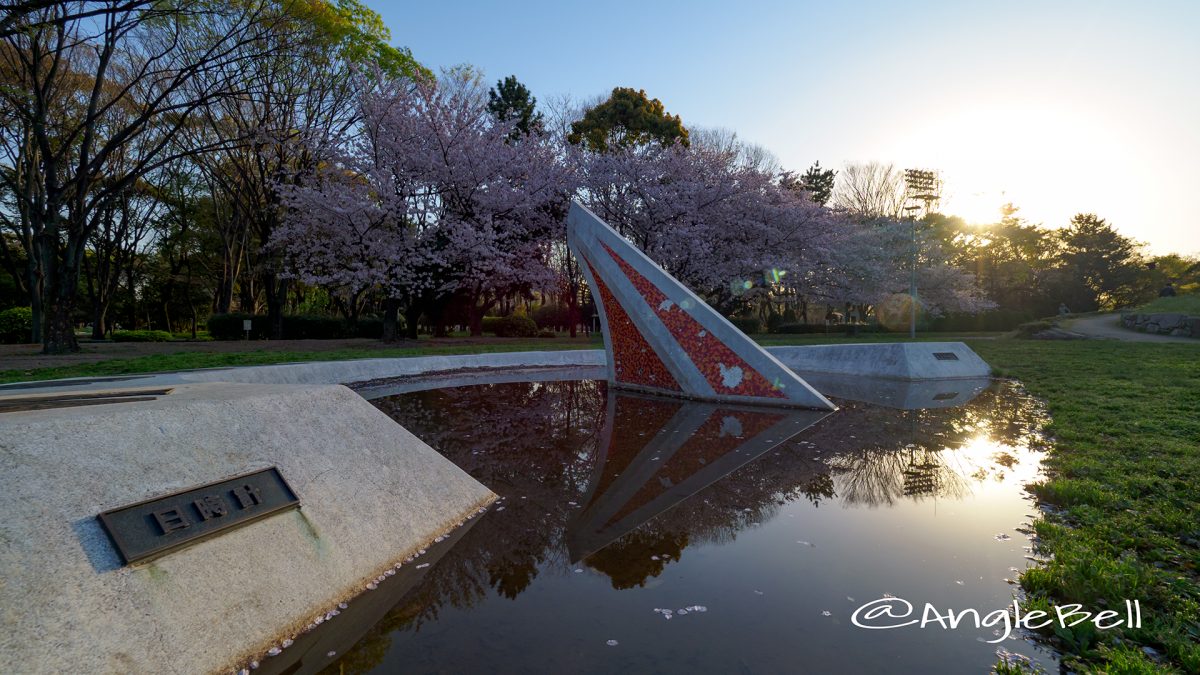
97, 467, 299, 565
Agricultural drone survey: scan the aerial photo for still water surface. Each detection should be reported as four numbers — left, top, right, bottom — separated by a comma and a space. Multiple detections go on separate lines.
322, 379, 1058, 674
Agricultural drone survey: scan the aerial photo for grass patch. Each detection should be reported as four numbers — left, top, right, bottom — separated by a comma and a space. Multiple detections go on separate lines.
1136, 294, 1200, 316
970, 340, 1200, 673
0, 340, 602, 384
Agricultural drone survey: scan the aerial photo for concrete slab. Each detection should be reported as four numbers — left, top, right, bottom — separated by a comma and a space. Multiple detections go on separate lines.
0, 350, 608, 397
797, 373, 993, 409
0, 383, 495, 674
769, 342, 991, 380
1, 342, 993, 402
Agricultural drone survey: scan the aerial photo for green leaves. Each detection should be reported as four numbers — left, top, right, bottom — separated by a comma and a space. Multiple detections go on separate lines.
567, 87, 689, 152
288, 0, 429, 78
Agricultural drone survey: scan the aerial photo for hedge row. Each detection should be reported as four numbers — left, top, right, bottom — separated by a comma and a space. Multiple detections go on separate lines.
112, 329, 174, 342
0, 307, 33, 344
206, 313, 386, 340
928, 309, 1034, 332
726, 317, 762, 334
531, 305, 572, 330
482, 315, 538, 337
774, 322, 882, 334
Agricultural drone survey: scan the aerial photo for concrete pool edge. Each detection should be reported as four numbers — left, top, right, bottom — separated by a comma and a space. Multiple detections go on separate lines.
0, 342, 992, 396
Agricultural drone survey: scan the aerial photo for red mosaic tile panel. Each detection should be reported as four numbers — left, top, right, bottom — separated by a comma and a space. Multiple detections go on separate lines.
588, 262, 681, 392
604, 407, 786, 526
584, 395, 683, 512
599, 243, 786, 399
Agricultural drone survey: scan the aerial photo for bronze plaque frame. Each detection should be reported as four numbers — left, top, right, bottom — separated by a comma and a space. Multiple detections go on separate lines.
97, 467, 300, 565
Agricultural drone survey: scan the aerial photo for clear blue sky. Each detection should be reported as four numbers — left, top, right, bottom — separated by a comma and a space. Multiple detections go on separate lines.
365, 0, 1199, 255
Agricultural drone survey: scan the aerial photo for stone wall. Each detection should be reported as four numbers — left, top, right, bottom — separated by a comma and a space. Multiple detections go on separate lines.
1121, 312, 1200, 338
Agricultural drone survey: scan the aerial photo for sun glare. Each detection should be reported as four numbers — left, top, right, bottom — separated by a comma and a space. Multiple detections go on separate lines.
890, 100, 1125, 228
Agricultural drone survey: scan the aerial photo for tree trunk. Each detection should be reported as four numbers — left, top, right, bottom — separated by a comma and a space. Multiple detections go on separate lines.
40, 216, 82, 354
381, 298, 401, 343
214, 264, 234, 314
264, 270, 287, 340
567, 281, 580, 338
28, 272, 43, 344
91, 299, 107, 340
467, 292, 493, 337
404, 305, 421, 340
43, 287, 77, 355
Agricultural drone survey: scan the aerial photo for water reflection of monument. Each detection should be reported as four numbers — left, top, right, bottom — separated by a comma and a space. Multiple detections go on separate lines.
567, 392, 829, 561
331, 380, 1046, 673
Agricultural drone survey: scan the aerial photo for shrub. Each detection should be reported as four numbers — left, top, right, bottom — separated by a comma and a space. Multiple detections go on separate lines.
491, 315, 538, 337
208, 313, 390, 340
766, 310, 796, 333
537, 329, 557, 338
481, 316, 502, 334
775, 322, 831, 334
532, 304, 571, 330
281, 314, 346, 340
206, 313, 267, 340
727, 316, 762, 334
353, 317, 385, 339
1015, 320, 1053, 338
0, 306, 34, 344
929, 309, 1034, 332
112, 329, 174, 342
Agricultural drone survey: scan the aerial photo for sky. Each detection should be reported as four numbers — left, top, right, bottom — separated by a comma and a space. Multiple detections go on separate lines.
365, 0, 1200, 255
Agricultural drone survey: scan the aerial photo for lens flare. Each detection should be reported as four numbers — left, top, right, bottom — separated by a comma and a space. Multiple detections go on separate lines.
876, 293, 921, 332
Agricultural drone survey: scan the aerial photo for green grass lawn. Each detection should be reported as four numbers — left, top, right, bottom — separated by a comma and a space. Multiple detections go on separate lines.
4, 333, 1197, 671
1136, 294, 1200, 316
0, 340, 603, 384
971, 340, 1200, 673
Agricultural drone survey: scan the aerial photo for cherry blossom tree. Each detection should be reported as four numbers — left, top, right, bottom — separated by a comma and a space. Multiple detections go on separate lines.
575, 141, 841, 314
575, 140, 988, 322
274, 69, 574, 339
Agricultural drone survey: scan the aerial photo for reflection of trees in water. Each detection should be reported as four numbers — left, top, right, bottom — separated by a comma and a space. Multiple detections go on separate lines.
330, 380, 1047, 673
795, 384, 1048, 508
368, 381, 607, 611
827, 447, 971, 507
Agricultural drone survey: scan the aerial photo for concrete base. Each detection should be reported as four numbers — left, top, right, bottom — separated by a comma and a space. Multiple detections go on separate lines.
0, 350, 609, 396
798, 373, 993, 409
0, 383, 495, 674
770, 342, 991, 380
1, 344, 992, 398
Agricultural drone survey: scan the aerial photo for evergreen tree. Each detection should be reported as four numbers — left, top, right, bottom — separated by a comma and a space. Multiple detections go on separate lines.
487, 75, 543, 138
567, 87, 688, 152
780, 161, 837, 205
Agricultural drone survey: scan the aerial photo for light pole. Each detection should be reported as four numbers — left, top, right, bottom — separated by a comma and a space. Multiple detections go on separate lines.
910, 218, 917, 340
902, 168, 939, 340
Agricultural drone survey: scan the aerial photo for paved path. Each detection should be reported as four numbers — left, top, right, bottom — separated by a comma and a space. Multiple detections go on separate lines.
1066, 313, 1198, 343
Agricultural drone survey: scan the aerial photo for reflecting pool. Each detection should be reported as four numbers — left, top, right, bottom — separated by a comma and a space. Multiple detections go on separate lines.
321, 378, 1058, 674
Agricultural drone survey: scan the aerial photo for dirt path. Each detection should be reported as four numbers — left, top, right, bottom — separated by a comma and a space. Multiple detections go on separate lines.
1066, 314, 1198, 343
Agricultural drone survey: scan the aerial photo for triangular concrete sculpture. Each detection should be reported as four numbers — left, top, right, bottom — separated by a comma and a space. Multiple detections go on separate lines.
567, 201, 836, 411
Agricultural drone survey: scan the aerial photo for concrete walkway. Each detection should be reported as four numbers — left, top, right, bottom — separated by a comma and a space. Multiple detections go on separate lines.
1066, 313, 1198, 343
